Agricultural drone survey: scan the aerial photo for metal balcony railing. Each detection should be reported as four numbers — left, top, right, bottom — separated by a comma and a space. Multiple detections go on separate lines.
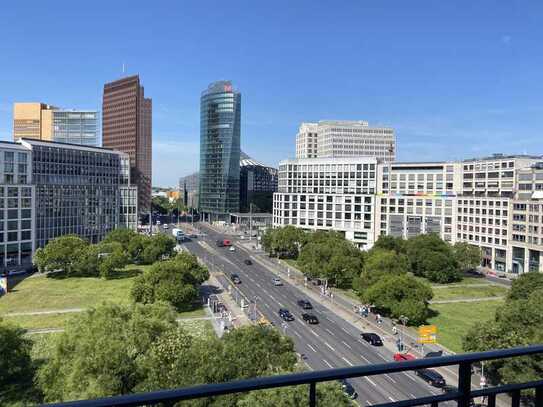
43, 345, 543, 407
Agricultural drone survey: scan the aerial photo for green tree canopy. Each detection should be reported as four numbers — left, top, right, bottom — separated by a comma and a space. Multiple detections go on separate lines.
0, 319, 35, 405
131, 258, 204, 311
353, 249, 409, 293
33, 235, 89, 276
373, 235, 406, 254
261, 226, 305, 258
141, 234, 176, 264
37, 303, 178, 403
102, 228, 138, 252
361, 274, 433, 325
507, 272, 543, 301
452, 242, 482, 271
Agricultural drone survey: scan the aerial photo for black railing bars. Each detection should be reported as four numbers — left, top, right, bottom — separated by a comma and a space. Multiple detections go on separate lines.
42, 345, 543, 407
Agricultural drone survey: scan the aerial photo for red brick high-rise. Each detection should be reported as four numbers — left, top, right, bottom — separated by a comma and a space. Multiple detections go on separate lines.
102, 75, 152, 213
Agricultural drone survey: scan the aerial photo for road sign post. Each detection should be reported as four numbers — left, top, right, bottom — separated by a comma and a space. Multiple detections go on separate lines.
417, 325, 438, 346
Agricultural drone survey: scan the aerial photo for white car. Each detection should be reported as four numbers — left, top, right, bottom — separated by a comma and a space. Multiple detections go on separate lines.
163, 224, 169, 229
229, 246, 236, 252
272, 277, 283, 286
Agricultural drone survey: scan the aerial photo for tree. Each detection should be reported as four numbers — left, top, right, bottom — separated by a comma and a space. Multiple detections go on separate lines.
452, 242, 482, 271
141, 234, 176, 264
96, 242, 129, 279
37, 303, 178, 402
0, 319, 35, 404
103, 228, 138, 252
261, 226, 305, 258
361, 274, 433, 325
237, 381, 351, 406
353, 249, 409, 293
33, 235, 89, 276
373, 235, 406, 254
151, 195, 171, 215
131, 259, 202, 311
127, 234, 152, 263
173, 251, 209, 284
507, 272, 543, 301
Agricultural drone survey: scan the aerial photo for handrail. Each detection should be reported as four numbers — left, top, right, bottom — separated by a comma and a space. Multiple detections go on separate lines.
41, 344, 543, 407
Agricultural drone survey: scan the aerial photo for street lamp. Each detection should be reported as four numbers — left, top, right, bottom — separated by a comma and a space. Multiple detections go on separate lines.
399, 315, 409, 352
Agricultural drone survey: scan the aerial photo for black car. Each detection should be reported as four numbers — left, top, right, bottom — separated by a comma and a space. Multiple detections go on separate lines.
424, 350, 443, 358
244, 259, 253, 265
230, 273, 241, 284
216, 240, 224, 247
361, 333, 383, 346
301, 313, 319, 324
297, 299, 313, 309
339, 379, 358, 399
278, 308, 294, 321
415, 368, 446, 388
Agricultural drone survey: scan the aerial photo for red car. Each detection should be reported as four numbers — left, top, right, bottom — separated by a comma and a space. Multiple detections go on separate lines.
393, 353, 416, 362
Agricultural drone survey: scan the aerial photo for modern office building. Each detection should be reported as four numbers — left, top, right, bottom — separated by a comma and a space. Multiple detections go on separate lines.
239, 152, 278, 213
273, 157, 378, 249
102, 75, 152, 213
295, 123, 319, 159
19, 139, 137, 248
295, 120, 395, 161
0, 141, 35, 273
13, 103, 99, 146
199, 80, 241, 221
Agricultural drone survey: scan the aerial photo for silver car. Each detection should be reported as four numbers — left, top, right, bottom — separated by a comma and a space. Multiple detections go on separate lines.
272, 277, 283, 286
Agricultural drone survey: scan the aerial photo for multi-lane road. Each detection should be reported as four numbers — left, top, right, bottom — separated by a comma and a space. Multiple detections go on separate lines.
164, 223, 450, 405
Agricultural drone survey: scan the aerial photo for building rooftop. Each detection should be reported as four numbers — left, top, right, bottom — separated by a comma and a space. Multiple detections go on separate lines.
19, 138, 120, 154
462, 153, 543, 162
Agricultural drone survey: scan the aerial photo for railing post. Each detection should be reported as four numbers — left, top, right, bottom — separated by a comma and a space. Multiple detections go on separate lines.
487, 394, 496, 407
511, 389, 520, 407
309, 382, 316, 407
536, 386, 543, 407
457, 361, 472, 407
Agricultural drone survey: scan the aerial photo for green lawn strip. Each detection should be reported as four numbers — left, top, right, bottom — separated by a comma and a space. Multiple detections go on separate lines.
176, 306, 207, 319
3, 313, 74, 330
431, 285, 508, 301
427, 300, 502, 353
283, 259, 300, 269
177, 319, 216, 339
0, 265, 147, 314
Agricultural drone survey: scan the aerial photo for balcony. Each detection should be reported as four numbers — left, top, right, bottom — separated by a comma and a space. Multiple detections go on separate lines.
43, 345, 543, 407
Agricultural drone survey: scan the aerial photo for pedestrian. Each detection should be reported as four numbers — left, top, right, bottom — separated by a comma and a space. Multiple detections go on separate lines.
377, 314, 382, 324
392, 326, 398, 335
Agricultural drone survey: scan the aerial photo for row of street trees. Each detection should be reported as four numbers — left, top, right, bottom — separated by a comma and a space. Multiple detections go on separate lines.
33, 229, 176, 279
1, 304, 350, 405
262, 227, 482, 325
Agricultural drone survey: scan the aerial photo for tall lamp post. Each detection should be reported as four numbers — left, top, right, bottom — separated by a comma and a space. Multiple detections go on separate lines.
399, 315, 409, 352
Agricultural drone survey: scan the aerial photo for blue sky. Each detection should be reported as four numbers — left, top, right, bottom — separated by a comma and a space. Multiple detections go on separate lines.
1, 1, 542, 186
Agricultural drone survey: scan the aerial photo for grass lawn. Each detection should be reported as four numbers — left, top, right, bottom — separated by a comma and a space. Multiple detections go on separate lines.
283, 259, 300, 270
178, 319, 216, 339
3, 313, 74, 330
428, 300, 503, 353
337, 288, 361, 302
176, 307, 207, 319
432, 284, 508, 301
0, 264, 149, 315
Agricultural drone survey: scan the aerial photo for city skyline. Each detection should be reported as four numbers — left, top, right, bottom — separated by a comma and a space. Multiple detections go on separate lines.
1, 2, 543, 187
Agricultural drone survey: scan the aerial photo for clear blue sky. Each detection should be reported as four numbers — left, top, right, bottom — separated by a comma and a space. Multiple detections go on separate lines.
1, 1, 542, 186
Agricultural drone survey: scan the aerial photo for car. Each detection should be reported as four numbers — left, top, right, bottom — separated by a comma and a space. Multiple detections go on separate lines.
230, 273, 241, 284
244, 259, 253, 265
278, 308, 294, 321
189, 233, 198, 238
339, 379, 358, 400
163, 224, 169, 229
415, 368, 446, 388
216, 240, 225, 247
301, 313, 319, 324
361, 333, 383, 346
393, 352, 416, 362
229, 246, 236, 252
297, 299, 313, 309
424, 350, 443, 358
272, 277, 283, 286
156, 220, 161, 225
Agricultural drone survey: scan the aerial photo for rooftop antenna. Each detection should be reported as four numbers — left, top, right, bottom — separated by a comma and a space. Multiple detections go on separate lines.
122, 62, 126, 74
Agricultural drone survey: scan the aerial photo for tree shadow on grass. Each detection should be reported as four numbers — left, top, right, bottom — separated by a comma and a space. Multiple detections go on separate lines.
426, 307, 440, 321
43, 268, 144, 280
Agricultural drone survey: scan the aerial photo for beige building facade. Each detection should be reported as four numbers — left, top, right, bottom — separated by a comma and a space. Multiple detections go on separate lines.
13, 103, 56, 141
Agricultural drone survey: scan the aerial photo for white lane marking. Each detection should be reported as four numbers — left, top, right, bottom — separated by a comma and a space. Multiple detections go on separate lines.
262, 288, 269, 294
365, 377, 377, 387
409, 393, 416, 398
325, 328, 335, 336
292, 330, 302, 338
269, 294, 276, 302
404, 372, 417, 382
342, 357, 353, 366
325, 316, 333, 322
359, 354, 370, 363
310, 330, 320, 338
307, 343, 317, 353
341, 327, 350, 334
263, 303, 271, 309
388, 396, 396, 402
324, 341, 335, 351
323, 359, 334, 368
255, 282, 261, 288
385, 374, 396, 383
248, 277, 255, 282
342, 340, 352, 349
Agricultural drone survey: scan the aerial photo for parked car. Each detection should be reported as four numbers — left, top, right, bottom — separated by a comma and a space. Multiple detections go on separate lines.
278, 308, 294, 321
361, 333, 383, 346
244, 259, 253, 265
424, 350, 443, 358
301, 313, 319, 324
229, 246, 236, 252
272, 277, 283, 286
230, 273, 241, 284
415, 368, 446, 388
393, 352, 416, 362
163, 224, 169, 229
297, 299, 313, 309
339, 380, 358, 399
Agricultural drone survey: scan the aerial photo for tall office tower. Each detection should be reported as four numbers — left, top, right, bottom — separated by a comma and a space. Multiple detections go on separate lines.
295, 122, 319, 158
317, 120, 395, 161
102, 75, 152, 213
13, 103, 57, 140
199, 80, 241, 221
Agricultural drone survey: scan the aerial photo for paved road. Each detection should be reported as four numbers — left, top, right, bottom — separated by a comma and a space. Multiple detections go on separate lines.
165, 223, 452, 406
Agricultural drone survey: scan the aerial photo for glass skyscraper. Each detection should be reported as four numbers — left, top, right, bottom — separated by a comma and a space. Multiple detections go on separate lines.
51, 110, 99, 146
199, 81, 241, 221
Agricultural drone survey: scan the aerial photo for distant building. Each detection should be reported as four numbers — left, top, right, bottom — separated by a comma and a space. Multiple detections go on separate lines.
239, 152, 277, 213
199, 80, 241, 221
102, 75, 152, 213
295, 120, 395, 162
13, 103, 99, 146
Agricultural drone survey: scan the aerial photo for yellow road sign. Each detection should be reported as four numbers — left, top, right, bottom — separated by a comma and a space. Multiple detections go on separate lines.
418, 325, 437, 344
